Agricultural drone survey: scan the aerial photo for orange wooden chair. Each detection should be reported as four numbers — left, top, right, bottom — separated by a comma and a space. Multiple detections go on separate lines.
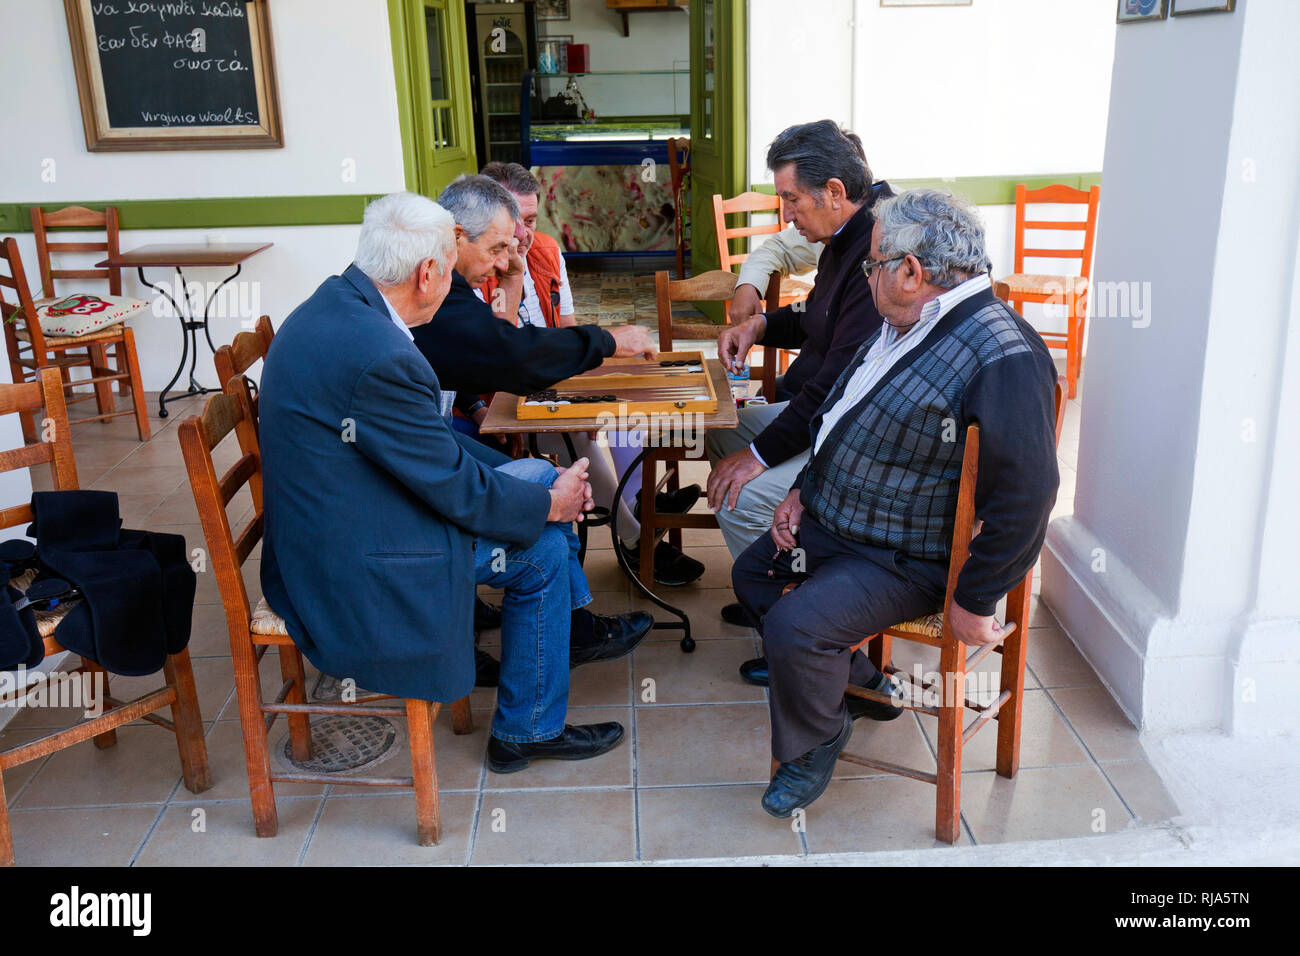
1, 235, 150, 444
28, 206, 152, 438
712, 191, 813, 308
995, 184, 1101, 399
666, 137, 691, 278
213, 315, 275, 434
0, 366, 210, 866
178, 383, 473, 845
830, 377, 1068, 843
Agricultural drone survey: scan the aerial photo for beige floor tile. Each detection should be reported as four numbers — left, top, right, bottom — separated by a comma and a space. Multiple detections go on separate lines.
470, 789, 635, 864
112, 492, 165, 525
1050, 685, 1141, 761
670, 546, 734, 590
680, 526, 726, 548
568, 654, 634, 707
170, 718, 324, 802
115, 439, 186, 469
632, 638, 763, 704
960, 764, 1132, 843
1029, 595, 1060, 628
186, 602, 235, 658
486, 706, 632, 790
147, 485, 200, 525
1027, 625, 1102, 688
135, 796, 319, 866
304, 791, 476, 865
112, 654, 234, 726
33, 465, 107, 491
803, 775, 972, 852
635, 702, 770, 786
630, 589, 755, 641
1, 727, 58, 805
6, 805, 161, 866
67, 438, 147, 470
580, 548, 630, 592
15, 725, 188, 808
1101, 758, 1181, 823
834, 712, 938, 780
638, 784, 803, 860
919, 688, 1090, 772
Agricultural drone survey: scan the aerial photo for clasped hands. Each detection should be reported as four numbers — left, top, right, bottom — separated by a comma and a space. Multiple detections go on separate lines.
547, 457, 595, 523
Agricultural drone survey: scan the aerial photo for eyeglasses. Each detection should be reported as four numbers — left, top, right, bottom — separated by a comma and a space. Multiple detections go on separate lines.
861, 254, 907, 280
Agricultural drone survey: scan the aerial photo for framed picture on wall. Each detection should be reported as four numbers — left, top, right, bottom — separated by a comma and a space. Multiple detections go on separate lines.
1172, 0, 1235, 15
1116, 0, 1168, 22
536, 0, 571, 22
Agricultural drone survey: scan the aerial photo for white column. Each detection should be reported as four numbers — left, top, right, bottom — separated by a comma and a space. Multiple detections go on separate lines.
1042, 0, 1300, 734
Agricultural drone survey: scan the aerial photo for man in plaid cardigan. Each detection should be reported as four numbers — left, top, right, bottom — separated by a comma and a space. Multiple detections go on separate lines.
731, 189, 1060, 818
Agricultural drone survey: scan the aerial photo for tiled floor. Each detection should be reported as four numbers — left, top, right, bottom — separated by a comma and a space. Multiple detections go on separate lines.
1, 276, 1177, 864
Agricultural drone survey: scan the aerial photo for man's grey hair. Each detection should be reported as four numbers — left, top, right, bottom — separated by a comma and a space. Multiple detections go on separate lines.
872, 189, 990, 288
436, 174, 520, 241
354, 191, 457, 286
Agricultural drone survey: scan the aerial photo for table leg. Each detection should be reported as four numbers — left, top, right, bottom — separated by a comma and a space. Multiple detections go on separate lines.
610, 444, 694, 653
147, 264, 242, 417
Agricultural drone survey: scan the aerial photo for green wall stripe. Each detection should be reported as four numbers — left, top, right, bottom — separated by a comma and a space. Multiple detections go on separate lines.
752, 172, 1102, 205
0, 195, 385, 233
0, 172, 1102, 234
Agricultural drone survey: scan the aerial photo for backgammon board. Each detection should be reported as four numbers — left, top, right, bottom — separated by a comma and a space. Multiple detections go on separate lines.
516, 350, 719, 420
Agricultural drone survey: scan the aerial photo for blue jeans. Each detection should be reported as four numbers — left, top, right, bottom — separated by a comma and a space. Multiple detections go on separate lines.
473, 457, 593, 742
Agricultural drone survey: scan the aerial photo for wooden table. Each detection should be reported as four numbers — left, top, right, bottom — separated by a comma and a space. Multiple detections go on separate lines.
97, 242, 272, 417
482, 358, 738, 652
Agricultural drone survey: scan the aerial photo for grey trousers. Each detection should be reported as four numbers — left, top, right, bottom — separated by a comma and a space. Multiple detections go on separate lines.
704, 400, 810, 558
732, 515, 948, 762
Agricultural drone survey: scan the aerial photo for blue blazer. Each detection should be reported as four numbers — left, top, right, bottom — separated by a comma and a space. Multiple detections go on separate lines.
258, 265, 551, 702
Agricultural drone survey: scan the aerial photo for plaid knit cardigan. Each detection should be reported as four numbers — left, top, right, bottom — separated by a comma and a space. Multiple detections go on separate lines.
798, 288, 1060, 615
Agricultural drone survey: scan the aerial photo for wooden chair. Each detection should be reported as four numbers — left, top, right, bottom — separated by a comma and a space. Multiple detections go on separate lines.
213, 315, 274, 434
832, 377, 1068, 844
178, 384, 474, 845
666, 137, 691, 278
0, 366, 210, 866
994, 184, 1101, 399
711, 191, 813, 308
22, 206, 152, 439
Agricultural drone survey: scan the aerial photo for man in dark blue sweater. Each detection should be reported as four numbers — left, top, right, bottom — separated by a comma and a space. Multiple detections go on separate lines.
732, 189, 1060, 818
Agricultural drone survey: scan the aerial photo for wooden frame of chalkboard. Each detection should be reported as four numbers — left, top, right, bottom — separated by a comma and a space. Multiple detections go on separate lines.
64, 0, 283, 152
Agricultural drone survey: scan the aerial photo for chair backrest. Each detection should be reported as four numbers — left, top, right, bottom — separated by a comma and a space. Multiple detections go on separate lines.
0, 238, 55, 360
712, 191, 785, 274
30, 206, 125, 298
177, 385, 264, 635
654, 269, 782, 400
944, 376, 1067, 612
214, 315, 275, 431
0, 367, 79, 536
1012, 184, 1101, 282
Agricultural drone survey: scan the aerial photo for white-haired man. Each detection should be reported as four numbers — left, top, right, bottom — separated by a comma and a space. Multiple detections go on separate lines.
733, 189, 1060, 816
259, 191, 629, 773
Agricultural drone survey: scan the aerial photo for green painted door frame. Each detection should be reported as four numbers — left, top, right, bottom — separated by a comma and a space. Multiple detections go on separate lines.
387, 0, 477, 197
689, 0, 747, 282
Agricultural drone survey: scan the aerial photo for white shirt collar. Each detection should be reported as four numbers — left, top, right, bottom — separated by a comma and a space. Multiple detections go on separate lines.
918, 272, 992, 324
379, 291, 415, 342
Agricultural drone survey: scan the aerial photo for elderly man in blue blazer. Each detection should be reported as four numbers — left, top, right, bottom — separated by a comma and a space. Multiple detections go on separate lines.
258, 191, 645, 772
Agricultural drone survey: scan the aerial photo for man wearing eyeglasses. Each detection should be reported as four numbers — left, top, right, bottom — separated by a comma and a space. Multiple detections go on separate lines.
704, 120, 892, 636
732, 189, 1060, 818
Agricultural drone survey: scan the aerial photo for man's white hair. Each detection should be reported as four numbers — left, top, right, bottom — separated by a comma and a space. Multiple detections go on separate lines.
354, 192, 457, 287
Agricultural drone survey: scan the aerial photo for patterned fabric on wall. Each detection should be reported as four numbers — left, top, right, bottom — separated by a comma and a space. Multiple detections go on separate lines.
533, 165, 675, 253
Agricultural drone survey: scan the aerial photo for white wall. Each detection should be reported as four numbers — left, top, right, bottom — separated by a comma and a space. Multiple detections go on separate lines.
534, 0, 690, 116
0, 0, 406, 389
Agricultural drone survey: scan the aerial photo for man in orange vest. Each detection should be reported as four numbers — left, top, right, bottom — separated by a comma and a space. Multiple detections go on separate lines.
476, 162, 705, 588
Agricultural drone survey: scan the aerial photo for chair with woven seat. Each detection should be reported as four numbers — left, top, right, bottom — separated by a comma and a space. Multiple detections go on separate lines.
828, 377, 1067, 843
0, 366, 210, 866
23, 206, 151, 438
213, 315, 275, 435
712, 191, 813, 308
995, 184, 1100, 399
178, 383, 474, 845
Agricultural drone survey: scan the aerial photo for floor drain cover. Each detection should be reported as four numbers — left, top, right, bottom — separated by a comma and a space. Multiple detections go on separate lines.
276, 714, 400, 775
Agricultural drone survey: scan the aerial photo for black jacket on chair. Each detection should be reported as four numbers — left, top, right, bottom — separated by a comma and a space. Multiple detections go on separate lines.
21, 491, 196, 676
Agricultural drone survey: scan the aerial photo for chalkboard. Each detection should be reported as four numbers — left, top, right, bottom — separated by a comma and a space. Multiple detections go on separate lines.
64, 0, 282, 151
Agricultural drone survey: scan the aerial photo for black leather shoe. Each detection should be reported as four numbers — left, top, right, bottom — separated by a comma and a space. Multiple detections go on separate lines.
739, 656, 769, 687
569, 610, 653, 667
722, 602, 755, 627
761, 709, 854, 818
619, 540, 706, 586
474, 648, 500, 688
846, 672, 905, 722
634, 483, 702, 515
474, 596, 502, 631
488, 722, 626, 773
